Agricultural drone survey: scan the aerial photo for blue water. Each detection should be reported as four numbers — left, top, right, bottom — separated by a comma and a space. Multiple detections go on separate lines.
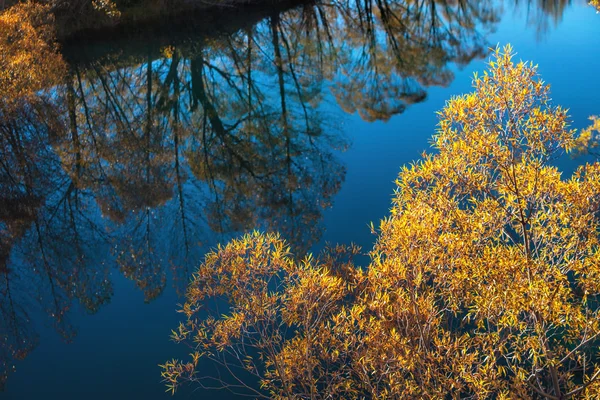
2, 1, 600, 398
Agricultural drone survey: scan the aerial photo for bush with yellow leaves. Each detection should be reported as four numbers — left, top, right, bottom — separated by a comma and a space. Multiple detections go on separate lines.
162, 45, 600, 399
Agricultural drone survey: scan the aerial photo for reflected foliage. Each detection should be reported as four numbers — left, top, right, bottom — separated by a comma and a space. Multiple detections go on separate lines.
326, 0, 498, 121
519, 0, 571, 33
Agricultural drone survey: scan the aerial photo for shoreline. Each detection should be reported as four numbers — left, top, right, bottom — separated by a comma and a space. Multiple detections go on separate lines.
57, 0, 307, 42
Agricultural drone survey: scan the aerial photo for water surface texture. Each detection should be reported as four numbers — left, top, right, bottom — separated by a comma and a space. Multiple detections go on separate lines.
1, 0, 600, 398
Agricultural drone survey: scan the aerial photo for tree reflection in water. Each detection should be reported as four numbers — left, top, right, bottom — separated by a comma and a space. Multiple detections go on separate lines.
1, 0, 515, 389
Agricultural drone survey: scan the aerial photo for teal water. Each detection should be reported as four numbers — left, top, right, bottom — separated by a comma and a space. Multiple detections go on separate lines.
1, 1, 599, 398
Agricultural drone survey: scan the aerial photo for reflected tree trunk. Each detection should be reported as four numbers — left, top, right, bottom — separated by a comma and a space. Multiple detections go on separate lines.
271, 14, 296, 241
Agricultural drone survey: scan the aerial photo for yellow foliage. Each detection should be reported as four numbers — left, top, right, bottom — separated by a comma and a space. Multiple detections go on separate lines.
591, 0, 600, 12
163, 46, 600, 399
574, 116, 600, 156
0, 3, 66, 108
92, 0, 121, 18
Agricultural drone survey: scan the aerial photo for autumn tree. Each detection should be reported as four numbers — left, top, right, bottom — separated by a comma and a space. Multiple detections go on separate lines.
162, 46, 600, 399
0, 2, 65, 109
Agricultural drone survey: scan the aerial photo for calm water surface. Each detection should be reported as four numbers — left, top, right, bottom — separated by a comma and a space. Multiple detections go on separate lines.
1, 0, 599, 398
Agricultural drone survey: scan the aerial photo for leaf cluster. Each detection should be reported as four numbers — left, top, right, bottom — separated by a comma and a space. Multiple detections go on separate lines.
0, 3, 66, 111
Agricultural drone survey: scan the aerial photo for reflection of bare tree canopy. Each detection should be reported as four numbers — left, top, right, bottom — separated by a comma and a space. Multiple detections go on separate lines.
516, 0, 571, 34
0, 0, 520, 390
0, 100, 44, 390
325, 0, 498, 121
0, 94, 113, 390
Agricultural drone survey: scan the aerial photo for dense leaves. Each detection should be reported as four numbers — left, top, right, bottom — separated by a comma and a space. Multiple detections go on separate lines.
0, 3, 65, 108
574, 116, 600, 157
164, 46, 600, 399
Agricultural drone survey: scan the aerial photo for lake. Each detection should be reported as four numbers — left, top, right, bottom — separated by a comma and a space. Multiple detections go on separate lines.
1, 0, 600, 398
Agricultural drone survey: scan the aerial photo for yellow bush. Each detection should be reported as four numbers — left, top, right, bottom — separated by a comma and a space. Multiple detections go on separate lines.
163, 46, 600, 399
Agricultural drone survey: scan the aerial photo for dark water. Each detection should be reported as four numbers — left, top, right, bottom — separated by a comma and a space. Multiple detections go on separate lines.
1, 0, 599, 398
